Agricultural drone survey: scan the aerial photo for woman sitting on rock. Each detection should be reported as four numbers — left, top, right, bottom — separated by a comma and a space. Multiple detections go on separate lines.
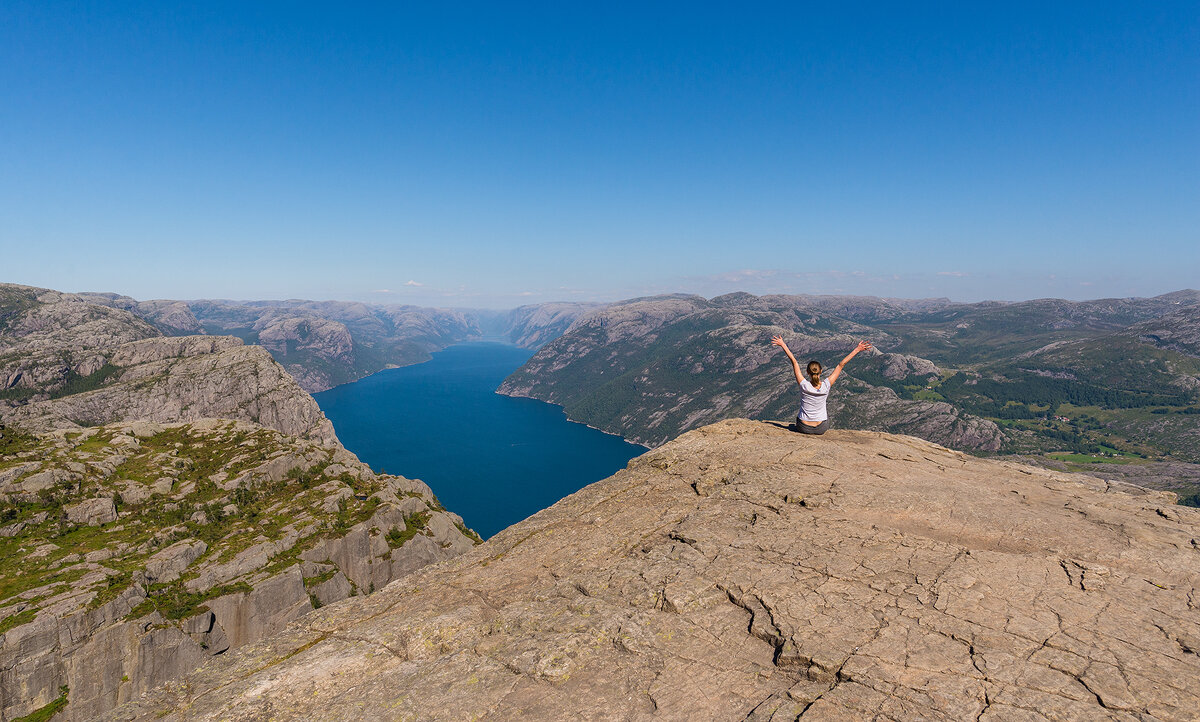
770, 336, 872, 435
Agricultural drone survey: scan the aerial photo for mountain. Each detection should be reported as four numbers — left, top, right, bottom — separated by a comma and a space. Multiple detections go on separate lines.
75, 293, 206, 336
0, 284, 481, 720
499, 293, 1005, 451
106, 420, 1200, 720
877, 290, 1200, 366
476, 301, 604, 349
185, 299, 603, 392
188, 300, 481, 393
499, 291, 1200, 489
0, 285, 336, 444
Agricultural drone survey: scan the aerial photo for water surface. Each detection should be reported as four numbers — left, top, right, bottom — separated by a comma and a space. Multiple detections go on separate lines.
314, 342, 646, 538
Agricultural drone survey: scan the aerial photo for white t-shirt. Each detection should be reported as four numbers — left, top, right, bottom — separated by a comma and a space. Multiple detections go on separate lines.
798, 378, 831, 422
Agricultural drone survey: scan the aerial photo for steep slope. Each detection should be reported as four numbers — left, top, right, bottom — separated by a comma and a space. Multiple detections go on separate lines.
499, 294, 1004, 450
188, 300, 480, 392
109, 420, 1200, 721
0, 419, 477, 721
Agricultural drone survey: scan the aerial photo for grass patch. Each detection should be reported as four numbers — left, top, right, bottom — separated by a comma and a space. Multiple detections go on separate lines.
130, 580, 254, 621
0, 425, 40, 470
303, 569, 338, 588
12, 685, 68, 722
455, 521, 484, 545
385, 512, 430, 549
0, 607, 37, 634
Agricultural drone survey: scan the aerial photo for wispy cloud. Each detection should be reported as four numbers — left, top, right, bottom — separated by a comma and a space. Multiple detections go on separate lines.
936, 271, 968, 277
404, 280, 424, 287
371, 288, 393, 294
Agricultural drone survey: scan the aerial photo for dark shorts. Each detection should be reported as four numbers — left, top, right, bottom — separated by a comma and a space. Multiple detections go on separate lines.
793, 418, 830, 435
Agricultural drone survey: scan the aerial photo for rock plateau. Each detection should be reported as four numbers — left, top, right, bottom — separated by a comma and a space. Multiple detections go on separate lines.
109, 420, 1200, 721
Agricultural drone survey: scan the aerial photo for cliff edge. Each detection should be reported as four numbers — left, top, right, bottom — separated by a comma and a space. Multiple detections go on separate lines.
109, 420, 1200, 720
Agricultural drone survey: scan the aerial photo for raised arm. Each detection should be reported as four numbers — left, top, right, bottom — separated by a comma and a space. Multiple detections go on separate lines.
826, 340, 872, 386
771, 335, 805, 387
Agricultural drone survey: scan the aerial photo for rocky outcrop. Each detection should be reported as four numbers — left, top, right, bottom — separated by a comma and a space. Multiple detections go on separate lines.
107, 420, 1200, 720
3, 335, 338, 445
64, 497, 118, 526
0, 419, 479, 721
1, 285, 339, 444
0, 285, 159, 397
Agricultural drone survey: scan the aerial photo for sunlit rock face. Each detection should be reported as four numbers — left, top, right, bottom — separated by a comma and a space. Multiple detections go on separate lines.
111, 420, 1199, 721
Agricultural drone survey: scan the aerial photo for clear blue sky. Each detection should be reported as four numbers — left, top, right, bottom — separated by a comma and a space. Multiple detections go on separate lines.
2, 2, 1197, 307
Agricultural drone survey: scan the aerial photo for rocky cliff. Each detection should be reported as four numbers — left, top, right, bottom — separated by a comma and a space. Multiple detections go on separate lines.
0, 419, 477, 721
107, 420, 1200, 720
0, 284, 483, 720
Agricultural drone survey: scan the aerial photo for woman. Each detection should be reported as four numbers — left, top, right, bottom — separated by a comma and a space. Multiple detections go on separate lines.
770, 336, 872, 435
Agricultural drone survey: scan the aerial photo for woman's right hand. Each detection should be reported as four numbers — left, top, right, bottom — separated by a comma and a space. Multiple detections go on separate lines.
771, 335, 790, 350
855, 340, 873, 352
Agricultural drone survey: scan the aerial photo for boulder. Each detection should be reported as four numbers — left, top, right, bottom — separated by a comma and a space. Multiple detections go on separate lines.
65, 497, 117, 526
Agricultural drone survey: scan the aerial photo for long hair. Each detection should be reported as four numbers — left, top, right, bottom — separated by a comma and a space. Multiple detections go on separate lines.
806, 360, 822, 386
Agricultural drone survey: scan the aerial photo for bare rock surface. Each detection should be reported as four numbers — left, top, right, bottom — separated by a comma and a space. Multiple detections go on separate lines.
109, 420, 1200, 721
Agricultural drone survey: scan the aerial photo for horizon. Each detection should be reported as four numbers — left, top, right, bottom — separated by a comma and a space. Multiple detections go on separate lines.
3, 3, 1197, 306
7, 278, 1198, 312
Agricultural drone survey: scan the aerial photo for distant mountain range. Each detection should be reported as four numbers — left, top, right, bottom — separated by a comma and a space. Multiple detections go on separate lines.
497, 290, 1200, 500
5, 282, 1197, 495
68, 294, 600, 393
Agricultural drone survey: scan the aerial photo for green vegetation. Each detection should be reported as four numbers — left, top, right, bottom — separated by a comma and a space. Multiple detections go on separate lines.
455, 521, 484, 544
48, 363, 123, 399
938, 371, 1190, 413
0, 424, 40, 470
131, 581, 253, 621
0, 386, 37, 402
0, 607, 37, 634
0, 419, 440, 640
386, 511, 430, 548
12, 685, 68, 722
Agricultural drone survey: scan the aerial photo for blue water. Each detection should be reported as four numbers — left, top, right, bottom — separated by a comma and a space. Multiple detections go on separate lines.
313, 342, 647, 539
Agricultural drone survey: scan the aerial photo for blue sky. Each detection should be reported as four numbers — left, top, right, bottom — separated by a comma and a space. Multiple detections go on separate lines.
2, 2, 1196, 307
